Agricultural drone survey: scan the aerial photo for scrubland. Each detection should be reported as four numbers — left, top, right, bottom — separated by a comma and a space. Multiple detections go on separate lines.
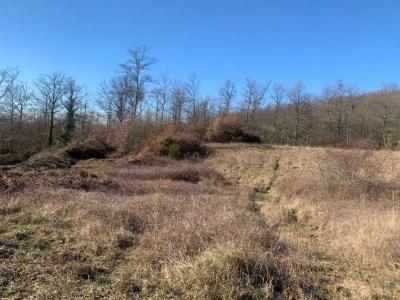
1, 141, 399, 299
207, 143, 400, 299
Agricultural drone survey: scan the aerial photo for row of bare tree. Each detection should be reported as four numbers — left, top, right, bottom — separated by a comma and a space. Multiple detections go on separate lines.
1, 46, 400, 154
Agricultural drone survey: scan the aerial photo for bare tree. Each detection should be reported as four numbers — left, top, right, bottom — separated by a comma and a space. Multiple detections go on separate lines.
78, 98, 89, 138
98, 76, 129, 124
198, 96, 214, 127
324, 81, 358, 145
287, 81, 306, 145
374, 84, 397, 147
0, 68, 18, 102
270, 83, 285, 143
3, 88, 16, 150
321, 85, 335, 144
303, 94, 315, 145
170, 83, 187, 129
152, 74, 172, 123
218, 80, 236, 117
0, 68, 19, 149
35, 72, 67, 146
14, 83, 31, 146
185, 73, 201, 123
243, 78, 270, 125
120, 46, 156, 120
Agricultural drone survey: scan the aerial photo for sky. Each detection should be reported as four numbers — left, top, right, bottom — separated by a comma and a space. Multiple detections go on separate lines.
0, 0, 399, 99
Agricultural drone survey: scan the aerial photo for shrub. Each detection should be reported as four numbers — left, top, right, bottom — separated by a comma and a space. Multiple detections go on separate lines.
26, 151, 73, 169
186, 122, 208, 140
112, 120, 161, 154
206, 118, 261, 143
168, 142, 181, 158
319, 149, 382, 195
144, 135, 207, 159
0, 153, 23, 165
236, 132, 262, 143
65, 139, 115, 160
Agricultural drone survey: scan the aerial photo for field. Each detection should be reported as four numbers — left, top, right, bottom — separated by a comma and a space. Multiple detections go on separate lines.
1, 143, 399, 299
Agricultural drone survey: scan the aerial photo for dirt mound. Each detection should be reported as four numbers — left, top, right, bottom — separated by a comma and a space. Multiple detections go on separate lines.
25, 151, 72, 170
23, 140, 114, 171
206, 118, 261, 143
0, 154, 23, 166
65, 140, 115, 160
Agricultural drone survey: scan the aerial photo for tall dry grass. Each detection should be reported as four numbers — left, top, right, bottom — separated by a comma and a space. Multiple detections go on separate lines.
207, 144, 400, 298
0, 150, 319, 298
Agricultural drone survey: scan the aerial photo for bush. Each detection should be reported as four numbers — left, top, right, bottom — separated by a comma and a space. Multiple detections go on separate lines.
168, 142, 181, 158
186, 122, 208, 140
206, 118, 261, 143
112, 120, 162, 154
65, 139, 115, 160
0, 153, 23, 166
237, 132, 262, 143
319, 149, 382, 195
144, 135, 207, 159
26, 151, 73, 169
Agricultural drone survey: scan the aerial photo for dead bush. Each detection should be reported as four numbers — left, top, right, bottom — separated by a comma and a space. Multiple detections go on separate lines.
65, 139, 114, 160
185, 122, 208, 139
111, 120, 161, 154
319, 149, 384, 195
144, 135, 207, 159
0, 153, 23, 166
26, 151, 72, 170
206, 117, 261, 143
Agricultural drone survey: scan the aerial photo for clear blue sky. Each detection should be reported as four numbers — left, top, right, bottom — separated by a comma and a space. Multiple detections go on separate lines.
0, 0, 399, 97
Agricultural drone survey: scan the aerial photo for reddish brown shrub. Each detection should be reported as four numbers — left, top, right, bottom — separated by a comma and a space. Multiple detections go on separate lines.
206, 118, 261, 143
144, 135, 207, 159
65, 139, 115, 160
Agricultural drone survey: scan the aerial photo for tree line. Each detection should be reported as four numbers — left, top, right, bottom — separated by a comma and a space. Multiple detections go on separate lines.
1, 46, 400, 154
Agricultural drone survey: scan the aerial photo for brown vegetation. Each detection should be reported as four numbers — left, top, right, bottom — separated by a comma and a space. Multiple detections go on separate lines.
2, 138, 400, 298
0, 153, 24, 166
0, 145, 323, 299
143, 135, 208, 159
206, 117, 261, 143
207, 144, 400, 298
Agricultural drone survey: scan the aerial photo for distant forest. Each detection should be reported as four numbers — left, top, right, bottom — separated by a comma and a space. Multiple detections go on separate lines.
1, 46, 399, 154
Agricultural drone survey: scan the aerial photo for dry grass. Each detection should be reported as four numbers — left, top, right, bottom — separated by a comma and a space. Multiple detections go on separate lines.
3, 142, 398, 298
0, 146, 319, 298
207, 144, 400, 299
